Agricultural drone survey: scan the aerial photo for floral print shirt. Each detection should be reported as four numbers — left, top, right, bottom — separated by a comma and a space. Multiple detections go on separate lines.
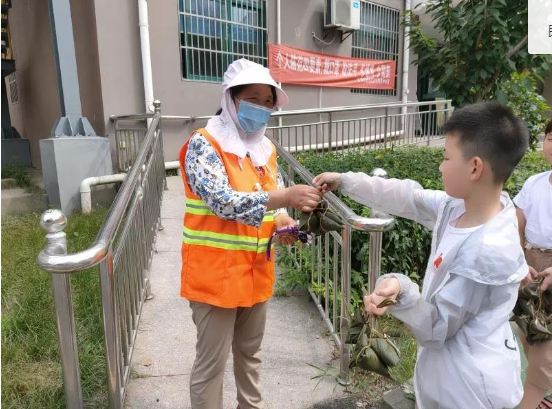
184, 133, 287, 228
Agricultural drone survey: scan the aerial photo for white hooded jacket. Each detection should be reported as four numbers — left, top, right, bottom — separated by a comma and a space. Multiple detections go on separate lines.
341, 172, 527, 409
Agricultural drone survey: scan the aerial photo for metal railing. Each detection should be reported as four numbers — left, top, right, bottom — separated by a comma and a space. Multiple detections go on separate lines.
113, 101, 452, 172
38, 100, 428, 407
113, 117, 148, 172
113, 103, 396, 386
37, 101, 166, 409
273, 142, 394, 384
266, 100, 453, 153
111, 101, 435, 384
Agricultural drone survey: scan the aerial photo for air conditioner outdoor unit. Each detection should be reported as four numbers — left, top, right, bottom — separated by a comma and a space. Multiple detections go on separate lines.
324, 0, 361, 31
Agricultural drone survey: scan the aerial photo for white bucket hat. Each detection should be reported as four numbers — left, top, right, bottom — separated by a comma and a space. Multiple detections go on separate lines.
223, 58, 289, 108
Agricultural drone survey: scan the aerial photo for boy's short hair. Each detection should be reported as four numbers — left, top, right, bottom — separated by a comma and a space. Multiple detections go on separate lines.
545, 119, 552, 136
442, 102, 529, 184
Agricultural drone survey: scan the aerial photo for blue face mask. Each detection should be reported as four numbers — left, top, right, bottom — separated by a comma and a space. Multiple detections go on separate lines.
236, 100, 273, 134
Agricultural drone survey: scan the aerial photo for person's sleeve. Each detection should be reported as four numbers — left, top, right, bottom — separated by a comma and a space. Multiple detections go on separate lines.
340, 172, 448, 230
184, 134, 269, 228
377, 272, 488, 349
273, 168, 289, 218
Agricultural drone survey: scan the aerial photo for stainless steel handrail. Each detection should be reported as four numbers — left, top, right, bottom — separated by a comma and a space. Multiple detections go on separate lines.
37, 101, 166, 409
271, 136, 394, 233
108, 113, 155, 121
268, 131, 394, 385
154, 99, 452, 122
38, 109, 161, 273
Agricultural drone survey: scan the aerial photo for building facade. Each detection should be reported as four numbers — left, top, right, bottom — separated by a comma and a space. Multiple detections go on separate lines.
4, 0, 420, 169
4, 0, 552, 170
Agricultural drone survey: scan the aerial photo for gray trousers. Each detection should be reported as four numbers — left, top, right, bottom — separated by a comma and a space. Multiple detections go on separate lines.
189, 300, 268, 409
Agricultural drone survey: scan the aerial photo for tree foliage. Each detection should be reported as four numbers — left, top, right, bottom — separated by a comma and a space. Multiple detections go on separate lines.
405, 0, 552, 106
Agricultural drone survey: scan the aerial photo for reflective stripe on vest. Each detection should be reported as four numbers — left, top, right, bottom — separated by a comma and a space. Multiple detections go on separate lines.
183, 197, 274, 253
184, 198, 275, 222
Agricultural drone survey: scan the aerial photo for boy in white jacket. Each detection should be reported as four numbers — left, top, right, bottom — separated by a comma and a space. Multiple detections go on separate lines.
314, 103, 529, 409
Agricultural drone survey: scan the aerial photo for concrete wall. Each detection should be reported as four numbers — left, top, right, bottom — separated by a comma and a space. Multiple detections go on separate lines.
146, 0, 417, 161
7, 0, 108, 169
7, 0, 418, 168
71, 0, 106, 136
93, 0, 145, 168
8, 0, 60, 168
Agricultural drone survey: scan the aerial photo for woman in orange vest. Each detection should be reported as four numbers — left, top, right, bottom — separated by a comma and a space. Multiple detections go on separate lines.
179, 59, 321, 409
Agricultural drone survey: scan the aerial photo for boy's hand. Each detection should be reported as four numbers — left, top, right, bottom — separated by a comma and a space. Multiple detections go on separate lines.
363, 278, 400, 317
312, 172, 342, 194
274, 214, 297, 245
521, 266, 538, 287
535, 267, 552, 291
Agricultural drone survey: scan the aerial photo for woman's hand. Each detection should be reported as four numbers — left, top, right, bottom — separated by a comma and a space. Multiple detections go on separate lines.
267, 185, 321, 213
285, 185, 321, 212
535, 267, 552, 291
363, 278, 400, 317
274, 214, 297, 245
312, 172, 342, 194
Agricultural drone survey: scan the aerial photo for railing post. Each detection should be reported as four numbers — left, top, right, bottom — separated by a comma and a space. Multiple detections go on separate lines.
337, 224, 352, 386
39, 209, 84, 409
368, 168, 389, 330
286, 167, 295, 215
383, 107, 389, 149
99, 248, 123, 409
153, 100, 167, 193
136, 183, 153, 300
328, 112, 333, 152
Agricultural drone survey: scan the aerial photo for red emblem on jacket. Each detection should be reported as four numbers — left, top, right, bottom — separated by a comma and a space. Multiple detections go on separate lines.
433, 253, 443, 269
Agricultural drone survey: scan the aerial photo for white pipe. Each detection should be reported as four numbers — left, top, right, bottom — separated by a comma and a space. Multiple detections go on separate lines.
165, 161, 180, 170
80, 174, 127, 214
138, 0, 154, 114
276, 0, 281, 46
401, 0, 411, 130
80, 161, 181, 214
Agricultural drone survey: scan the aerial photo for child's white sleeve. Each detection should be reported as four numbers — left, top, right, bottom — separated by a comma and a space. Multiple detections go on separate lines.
377, 273, 487, 349
340, 172, 448, 230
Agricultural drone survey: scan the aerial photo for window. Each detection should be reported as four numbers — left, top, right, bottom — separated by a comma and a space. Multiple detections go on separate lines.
7, 72, 18, 104
178, 0, 268, 82
351, 1, 400, 96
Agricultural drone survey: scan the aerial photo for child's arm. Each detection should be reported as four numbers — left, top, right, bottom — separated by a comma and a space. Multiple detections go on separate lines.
365, 273, 488, 349
313, 172, 448, 230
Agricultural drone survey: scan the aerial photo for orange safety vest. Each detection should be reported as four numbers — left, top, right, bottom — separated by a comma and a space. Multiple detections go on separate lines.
178, 129, 278, 308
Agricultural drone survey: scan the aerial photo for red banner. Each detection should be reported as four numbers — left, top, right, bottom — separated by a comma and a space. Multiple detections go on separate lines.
269, 44, 396, 90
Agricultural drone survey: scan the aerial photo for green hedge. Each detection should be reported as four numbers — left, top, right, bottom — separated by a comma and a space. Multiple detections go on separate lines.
294, 146, 549, 283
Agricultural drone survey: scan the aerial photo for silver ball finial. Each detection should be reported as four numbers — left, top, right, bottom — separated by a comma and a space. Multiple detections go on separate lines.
370, 168, 389, 179
153, 100, 161, 109
40, 209, 67, 233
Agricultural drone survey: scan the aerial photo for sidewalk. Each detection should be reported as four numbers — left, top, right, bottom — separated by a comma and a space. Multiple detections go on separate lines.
124, 176, 347, 409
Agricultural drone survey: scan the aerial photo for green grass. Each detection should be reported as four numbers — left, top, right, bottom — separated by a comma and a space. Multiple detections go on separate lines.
1, 162, 39, 192
1, 209, 109, 409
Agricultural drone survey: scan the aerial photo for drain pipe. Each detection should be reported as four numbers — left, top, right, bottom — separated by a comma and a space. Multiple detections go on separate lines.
80, 161, 180, 214
400, 0, 411, 131
138, 0, 154, 116
276, 0, 283, 131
